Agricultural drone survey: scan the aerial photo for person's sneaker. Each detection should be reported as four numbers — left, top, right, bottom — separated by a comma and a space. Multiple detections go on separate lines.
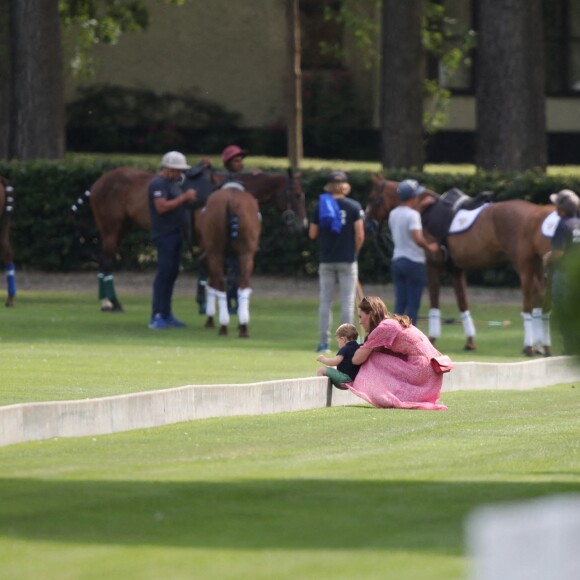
166, 314, 187, 328
149, 314, 171, 329
316, 343, 330, 353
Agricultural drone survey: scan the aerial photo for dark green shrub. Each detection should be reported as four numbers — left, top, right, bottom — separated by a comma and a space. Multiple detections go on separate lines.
1, 158, 579, 286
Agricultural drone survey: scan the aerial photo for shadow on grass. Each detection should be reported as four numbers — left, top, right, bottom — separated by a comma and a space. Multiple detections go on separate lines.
1, 478, 577, 551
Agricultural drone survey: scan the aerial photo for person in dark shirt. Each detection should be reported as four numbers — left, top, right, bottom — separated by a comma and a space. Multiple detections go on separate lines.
309, 171, 365, 353
316, 323, 361, 389
543, 188, 580, 353
148, 151, 197, 329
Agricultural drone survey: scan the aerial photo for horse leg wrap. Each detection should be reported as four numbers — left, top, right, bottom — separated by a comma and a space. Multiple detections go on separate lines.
428, 308, 441, 339
6, 263, 16, 297
216, 290, 230, 326
98, 272, 106, 300
461, 310, 476, 338
237, 287, 252, 325
101, 272, 117, 301
522, 312, 533, 347
206, 286, 217, 316
542, 312, 552, 348
532, 307, 543, 350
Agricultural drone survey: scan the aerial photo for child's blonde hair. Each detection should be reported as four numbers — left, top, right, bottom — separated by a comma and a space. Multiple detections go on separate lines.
335, 323, 358, 342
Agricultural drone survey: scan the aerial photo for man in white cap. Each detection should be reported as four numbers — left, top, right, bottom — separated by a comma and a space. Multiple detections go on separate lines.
148, 151, 197, 329
543, 188, 580, 353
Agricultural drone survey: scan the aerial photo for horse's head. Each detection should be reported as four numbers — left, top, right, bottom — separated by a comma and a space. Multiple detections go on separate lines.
277, 168, 307, 233
364, 174, 400, 233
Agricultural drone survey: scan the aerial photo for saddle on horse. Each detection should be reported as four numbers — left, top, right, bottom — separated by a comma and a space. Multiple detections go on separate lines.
422, 188, 495, 266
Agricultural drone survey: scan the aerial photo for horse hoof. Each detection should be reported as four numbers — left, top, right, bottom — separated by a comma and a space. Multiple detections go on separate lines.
101, 304, 123, 313
523, 346, 534, 357
463, 342, 476, 351
205, 316, 215, 328
218, 325, 228, 336
239, 324, 249, 338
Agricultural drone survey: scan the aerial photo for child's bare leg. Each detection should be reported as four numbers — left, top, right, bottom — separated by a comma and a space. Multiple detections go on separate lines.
317, 367, 328, 377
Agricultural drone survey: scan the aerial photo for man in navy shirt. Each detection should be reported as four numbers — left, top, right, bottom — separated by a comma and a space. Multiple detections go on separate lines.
148, 151, 197, 329
309, 171, 365, 352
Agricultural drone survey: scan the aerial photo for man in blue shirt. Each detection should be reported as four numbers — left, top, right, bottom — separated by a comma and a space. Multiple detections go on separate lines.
148, 151, 197, 329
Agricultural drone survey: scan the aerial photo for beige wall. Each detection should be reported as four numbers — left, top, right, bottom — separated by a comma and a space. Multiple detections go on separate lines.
67, 0, 288, 127
65, 0, 580, 133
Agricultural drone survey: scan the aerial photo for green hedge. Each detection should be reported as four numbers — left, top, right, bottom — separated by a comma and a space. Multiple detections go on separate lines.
0, 159, 578, 284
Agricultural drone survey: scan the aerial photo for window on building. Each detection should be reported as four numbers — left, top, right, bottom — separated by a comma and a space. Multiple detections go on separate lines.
432, 0, 580, 96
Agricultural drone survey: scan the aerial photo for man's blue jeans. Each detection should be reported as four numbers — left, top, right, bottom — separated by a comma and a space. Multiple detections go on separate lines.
152, 231, 182, 318
391, 257, 426, 325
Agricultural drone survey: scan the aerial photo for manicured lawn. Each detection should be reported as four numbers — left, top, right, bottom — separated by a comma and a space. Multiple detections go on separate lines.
0, 288, 557, 406
0, 385, 578, 579
0, 287, 577, 578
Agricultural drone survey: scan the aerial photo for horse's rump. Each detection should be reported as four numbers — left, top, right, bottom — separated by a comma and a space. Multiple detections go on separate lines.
202, 188, 261, 255
90, 166, 154, 232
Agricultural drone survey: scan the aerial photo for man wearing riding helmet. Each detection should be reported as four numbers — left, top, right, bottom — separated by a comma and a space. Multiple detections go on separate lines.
221, 144, 248, 178
148, 151, 197, 329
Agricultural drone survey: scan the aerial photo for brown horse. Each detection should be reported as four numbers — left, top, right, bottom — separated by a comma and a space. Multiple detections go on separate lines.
201, 185, 261, 337
0, 177, 16, 307
366, 175, 555, 355
77, 166, 306, 312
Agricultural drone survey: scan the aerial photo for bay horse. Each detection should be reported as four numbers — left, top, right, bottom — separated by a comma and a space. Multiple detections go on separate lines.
365, 175, 555, 356
201, 184, 260, 337
0, 177, 16, 307
75, 166, 306, 313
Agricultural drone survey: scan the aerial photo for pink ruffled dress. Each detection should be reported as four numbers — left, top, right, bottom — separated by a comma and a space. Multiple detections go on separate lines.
344, 319, 448, 410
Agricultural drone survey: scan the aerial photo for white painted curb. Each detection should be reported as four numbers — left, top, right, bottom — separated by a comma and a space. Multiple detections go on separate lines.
1, 357, 578, 447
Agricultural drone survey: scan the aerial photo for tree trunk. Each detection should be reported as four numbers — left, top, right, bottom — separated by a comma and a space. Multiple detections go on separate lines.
286, 0, 303, 169
10, 0, 65, 160
476, 0, 546, 172
380, 0, 424, 170
0, 0, 11, 158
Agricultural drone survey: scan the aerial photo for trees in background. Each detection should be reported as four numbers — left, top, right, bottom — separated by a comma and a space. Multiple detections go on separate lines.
380, 0, 424, 170
0, 0, 64, 160
476, 0, 547, 171
0, 0, 185, 161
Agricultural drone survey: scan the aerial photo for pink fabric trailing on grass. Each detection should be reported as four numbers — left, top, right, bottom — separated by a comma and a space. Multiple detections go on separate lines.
344, 319, 448, 410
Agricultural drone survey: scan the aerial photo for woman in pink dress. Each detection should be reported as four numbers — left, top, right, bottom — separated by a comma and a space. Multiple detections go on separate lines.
347, 296, 448, 410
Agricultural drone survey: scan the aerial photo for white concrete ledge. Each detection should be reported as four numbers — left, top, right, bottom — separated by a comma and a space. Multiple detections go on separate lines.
1, 357, 579, 447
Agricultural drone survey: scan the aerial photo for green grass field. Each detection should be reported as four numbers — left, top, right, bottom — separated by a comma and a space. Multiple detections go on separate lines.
0, 288, 558, 406
0, 385, 578, 579
0, 288, 577, 579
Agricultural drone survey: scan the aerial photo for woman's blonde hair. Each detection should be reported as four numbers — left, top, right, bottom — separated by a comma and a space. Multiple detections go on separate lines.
358, 295, 411, 335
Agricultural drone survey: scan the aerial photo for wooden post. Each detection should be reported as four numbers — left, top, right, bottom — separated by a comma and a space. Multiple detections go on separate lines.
286, 0, 303, 168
